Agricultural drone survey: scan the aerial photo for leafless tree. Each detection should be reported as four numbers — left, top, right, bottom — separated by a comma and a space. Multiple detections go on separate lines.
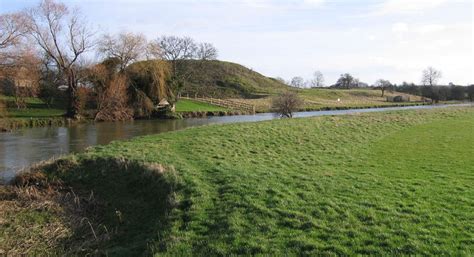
0, 13, 28, 51
374, 79, 392, 97
290, 76, 305, 88
98, 32, 147, 71
25, 0, 94, 119
94, 72, 133, 121
196, 42, 218, 60
421, 67, 442, 86
156, 36, 197, 62
272, 91, 303, 118
311, 71, 324, 87
146, 40, 163, 60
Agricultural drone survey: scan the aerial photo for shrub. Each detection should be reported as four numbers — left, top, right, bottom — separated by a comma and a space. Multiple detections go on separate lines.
272, 91, 303, 118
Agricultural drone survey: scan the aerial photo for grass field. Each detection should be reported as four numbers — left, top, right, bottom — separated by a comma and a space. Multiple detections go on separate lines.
1, 106, 472, 255
0, 95, 66, 131
0, 95, 64, 118
234, 88, 425, 112
175, 99, 228, 112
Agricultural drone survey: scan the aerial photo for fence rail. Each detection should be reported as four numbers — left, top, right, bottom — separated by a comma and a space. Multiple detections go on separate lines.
181, 96, 255, 113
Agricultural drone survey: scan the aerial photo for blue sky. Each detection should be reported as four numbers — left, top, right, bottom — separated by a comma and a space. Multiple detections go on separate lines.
1, 0, 473, 85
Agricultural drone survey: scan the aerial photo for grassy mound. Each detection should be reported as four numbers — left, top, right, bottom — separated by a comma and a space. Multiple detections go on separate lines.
172, 60, 288, 98
1, 107, 473, 255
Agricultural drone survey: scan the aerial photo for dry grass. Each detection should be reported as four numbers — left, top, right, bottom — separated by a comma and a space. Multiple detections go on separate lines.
1, 160, 103, 255
0, 157, 173, 255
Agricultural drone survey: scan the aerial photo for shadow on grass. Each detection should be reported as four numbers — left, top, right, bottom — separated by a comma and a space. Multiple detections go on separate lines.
14, 157, 179, 256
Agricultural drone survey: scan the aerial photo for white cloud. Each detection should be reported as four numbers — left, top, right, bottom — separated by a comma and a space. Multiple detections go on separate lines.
241, 0, 324, 8
392, 22, 408, 32
416, 24, 446, 34
373, 0, 448, 15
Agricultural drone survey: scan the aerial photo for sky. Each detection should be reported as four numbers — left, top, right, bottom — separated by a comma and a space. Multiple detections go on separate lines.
1, 0, 473, 85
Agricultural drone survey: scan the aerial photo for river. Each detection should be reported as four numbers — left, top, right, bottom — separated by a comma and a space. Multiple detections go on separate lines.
1, 104, 470, 182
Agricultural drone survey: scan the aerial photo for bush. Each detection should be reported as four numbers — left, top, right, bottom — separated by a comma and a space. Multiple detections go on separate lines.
272, 91, 303, 118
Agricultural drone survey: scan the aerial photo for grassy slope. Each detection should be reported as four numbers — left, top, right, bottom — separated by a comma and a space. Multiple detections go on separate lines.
236, 88, 425, 112
2, 107, 473, 255
175, 99, 228, 112
176, 60, 289, 98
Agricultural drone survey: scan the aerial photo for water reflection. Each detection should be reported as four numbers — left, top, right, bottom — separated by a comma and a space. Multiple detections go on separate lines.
1, 104, 470, 182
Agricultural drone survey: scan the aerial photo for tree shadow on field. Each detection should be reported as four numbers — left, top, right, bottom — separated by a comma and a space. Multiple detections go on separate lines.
16, 157, 179, 256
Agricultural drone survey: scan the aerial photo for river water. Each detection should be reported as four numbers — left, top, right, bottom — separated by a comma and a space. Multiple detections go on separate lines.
1, 104, 470, 182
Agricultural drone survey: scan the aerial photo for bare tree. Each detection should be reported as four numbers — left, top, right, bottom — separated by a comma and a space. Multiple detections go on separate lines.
421, 67, 442, 86
0, 13, 28, 51
146, 40, 163, 60
272, 91, 303, 118
94, 73, 133, 121
156, 36, 197, 63
196, 42, 218, 60
25, 0, 94, 119
98, 32, 147, 71
290, 76, 305, 88
311, 71, 325, 87
374, 79, 392, 97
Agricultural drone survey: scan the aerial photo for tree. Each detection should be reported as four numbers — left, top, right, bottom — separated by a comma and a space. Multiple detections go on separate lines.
272, 91, 303, 118
126, 60, 172, 116
98, 32, 147, 72
25, 0, 94, 119
1, 48, 41, 108
421, 67, 442, 86
467, 85, 474, 102
196, 42, 218, 60
333, 73, 357, 89
155, 36, 197, 73
310, 71, 324, 87
290, 76, 305, 88
450, 85, 465, 100
374, 79, 392, 97
0, 12, 28, 51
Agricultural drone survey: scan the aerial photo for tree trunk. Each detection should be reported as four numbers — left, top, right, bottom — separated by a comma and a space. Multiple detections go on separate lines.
381, 88, 385, 97
66, 68, 80, 119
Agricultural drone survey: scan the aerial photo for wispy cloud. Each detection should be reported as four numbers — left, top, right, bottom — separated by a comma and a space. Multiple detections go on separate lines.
371, 0, 449, 15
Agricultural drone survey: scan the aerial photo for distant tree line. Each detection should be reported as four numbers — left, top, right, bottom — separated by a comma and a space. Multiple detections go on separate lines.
285, 67, 473, 102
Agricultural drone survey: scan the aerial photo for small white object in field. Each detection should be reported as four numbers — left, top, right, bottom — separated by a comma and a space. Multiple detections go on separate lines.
337, 98, 341, 102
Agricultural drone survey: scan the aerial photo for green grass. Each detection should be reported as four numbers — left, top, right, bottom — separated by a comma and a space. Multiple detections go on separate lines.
0, 95, 64, 118
2, 107, 473, 255
175, 99, 228, 112
131, 60, 289, 98
237, 88, 426, 112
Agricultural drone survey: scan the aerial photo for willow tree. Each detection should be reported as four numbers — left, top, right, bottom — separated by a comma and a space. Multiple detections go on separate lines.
127, 60, 172, 116
26, 0, 94, 119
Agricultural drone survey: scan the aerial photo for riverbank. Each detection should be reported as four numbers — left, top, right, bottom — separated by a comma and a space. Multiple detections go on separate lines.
1, 106, 472, 255
1, 91, 437, 132
0, 100, 435, 132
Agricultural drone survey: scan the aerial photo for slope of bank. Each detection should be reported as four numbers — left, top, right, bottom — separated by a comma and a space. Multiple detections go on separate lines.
1, 106, 472, 255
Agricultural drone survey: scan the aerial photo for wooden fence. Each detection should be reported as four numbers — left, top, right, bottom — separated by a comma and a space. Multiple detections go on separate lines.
181, 95, 255, 113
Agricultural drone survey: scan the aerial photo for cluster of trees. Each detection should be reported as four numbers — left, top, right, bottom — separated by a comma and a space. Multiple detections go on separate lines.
286, 67, 473, 102
282, 71, 325, 88
0, 0, 218, 120
374, 67, 474, 102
